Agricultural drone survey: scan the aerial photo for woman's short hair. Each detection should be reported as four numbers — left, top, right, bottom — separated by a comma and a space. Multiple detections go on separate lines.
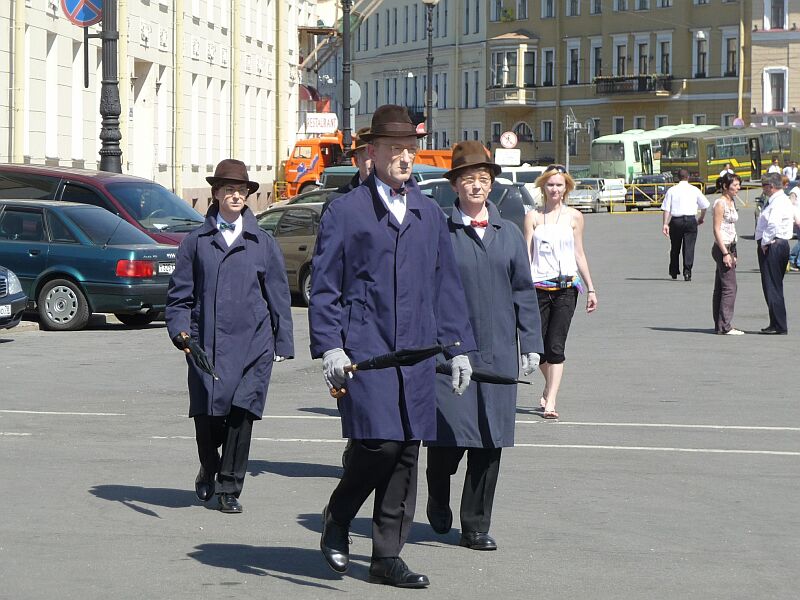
534, 164, 576, 195
717, 172, 741, 192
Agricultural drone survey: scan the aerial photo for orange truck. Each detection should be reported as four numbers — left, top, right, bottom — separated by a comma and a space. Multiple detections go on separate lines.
283, 132, 451, 197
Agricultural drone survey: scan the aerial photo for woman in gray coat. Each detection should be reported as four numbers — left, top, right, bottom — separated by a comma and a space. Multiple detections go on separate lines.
426, 141, 543, 550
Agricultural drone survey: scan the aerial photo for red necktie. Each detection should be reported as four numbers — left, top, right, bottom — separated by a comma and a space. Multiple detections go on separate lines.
470, 219, 488, 228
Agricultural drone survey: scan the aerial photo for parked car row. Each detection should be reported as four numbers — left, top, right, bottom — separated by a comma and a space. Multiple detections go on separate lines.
0, 265, 27, 330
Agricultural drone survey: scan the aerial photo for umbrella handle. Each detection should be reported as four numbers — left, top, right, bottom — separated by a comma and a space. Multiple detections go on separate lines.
329, 387, 347, 399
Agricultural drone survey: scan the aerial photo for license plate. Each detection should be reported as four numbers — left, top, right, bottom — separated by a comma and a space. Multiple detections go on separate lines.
0, 305, 10, 317
158, 262, 175, 275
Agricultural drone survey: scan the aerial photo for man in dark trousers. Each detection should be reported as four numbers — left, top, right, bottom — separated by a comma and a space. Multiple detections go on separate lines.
660, 169, 709, 281
309, 105, 476, 588
166, 159, 294, 513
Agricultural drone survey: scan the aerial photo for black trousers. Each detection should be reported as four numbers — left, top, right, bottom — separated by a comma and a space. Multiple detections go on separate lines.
328, 439, 420, 559
194, 406, 255, 497
757, 238, 790, 333
426, 446, 502, 534
668, 215, 698, 278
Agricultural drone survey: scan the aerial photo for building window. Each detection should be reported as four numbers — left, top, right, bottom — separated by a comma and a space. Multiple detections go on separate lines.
567, 0, 580, 16
693, 114, 707, 125
724, 36, 738, 76
542, 0, 554, 18
634, 116, 646, 129
413, 5, 418, 41
768, 1, 787, 29
464, 0, 470, 34
491, 0, 501, 21
591, 43, 602, 78
615, 0, 628, 10
492, 50, 517, 87
373, 79, 379, 110
568, 48, 579, 84
513, 122, 534, 142
615, 43, 627, 76
473, 69, 480, 107
443, 0, 448, 36
769, 71, 786, 112
393, 8, 398, 44
463, 129, 469, 140
463, 71, 470, 108
442, 73, 448, 108
613, 117, 624, 134
636, 0, 649, 8
473, 130, 480, 141
365, 16, 370, 48
655, 115, 668, 127
517, 0, 528, 20
524, 51, 536, 86
658, 0, 672, 6
695, 36, 707, 78
659, 40, 671, 74
544, 49, 555, 86
492, 122, 502, 142
404, 6, 409, 43
375, 14, 380, 48
591, 118, 601, 140
541, 120, 553, 142
386, 10, 391, 45
721, 113, 735, 126
474, 0, 480, 33
636, 42, 649, 74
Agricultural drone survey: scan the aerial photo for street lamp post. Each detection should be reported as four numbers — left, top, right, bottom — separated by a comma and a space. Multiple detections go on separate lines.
340, 0, 353, 162
422, 0, 439, 150
98, 0, 122, 173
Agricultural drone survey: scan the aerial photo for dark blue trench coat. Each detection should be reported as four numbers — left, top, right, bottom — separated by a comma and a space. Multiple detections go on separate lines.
308, 174, 477, 441
429, 202, 543, 448
165, 206, 294, 419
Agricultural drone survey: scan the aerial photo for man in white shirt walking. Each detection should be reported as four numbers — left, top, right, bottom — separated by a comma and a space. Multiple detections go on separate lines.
755, 173, 796, 334
767, 158, 782, 174
782, 160, 798, 181
661, 169, 710, 281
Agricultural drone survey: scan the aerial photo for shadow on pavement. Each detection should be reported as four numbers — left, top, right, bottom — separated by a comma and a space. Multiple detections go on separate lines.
296, 406, 341, 417
89, 484, 199, 517
648, 326, 716, 334
295, 512, 446, 549
0, 338, 14, 343
248, 459, 342, 479
188, 543, 354, 588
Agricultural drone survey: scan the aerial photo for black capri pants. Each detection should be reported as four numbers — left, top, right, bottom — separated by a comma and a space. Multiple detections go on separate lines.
536, 287, 578, 364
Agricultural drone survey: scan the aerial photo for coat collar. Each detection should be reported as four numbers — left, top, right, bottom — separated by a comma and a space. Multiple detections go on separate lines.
199, 205, 260, 237
365, 172, 423, 233
449, 200, 502, 248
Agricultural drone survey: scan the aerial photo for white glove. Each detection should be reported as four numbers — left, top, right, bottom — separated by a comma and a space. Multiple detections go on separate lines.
322, 348, 352, 390
521, 352, 540, 376
450, 354, 472, 395
274, 355, 286, 362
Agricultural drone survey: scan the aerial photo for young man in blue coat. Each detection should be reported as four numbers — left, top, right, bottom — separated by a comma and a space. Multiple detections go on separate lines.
309, 105, 477, 588
166, 159, 294, 514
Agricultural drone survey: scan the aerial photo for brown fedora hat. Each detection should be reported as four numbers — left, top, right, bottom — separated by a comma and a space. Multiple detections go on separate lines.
345, 126, 372, 157
206, 159, 259, 194
444, 141, 502, 181
360, 105, 427, 141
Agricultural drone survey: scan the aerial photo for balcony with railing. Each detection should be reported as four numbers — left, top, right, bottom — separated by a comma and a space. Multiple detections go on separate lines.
594, 74, 673, 96
486, 85, 537, 107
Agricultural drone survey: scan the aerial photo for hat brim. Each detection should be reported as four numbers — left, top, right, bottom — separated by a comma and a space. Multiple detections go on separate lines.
445, 161, 502, 180
206, 177, 260, 194
360, 130, 428, 142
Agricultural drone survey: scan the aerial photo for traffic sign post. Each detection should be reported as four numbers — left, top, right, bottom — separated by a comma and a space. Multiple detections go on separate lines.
500, 131, 518, 149
61, 0, 103, 27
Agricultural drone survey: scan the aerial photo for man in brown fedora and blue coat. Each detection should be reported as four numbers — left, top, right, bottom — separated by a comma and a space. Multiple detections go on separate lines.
166, 159, 294, 514
309, 105, 477, 588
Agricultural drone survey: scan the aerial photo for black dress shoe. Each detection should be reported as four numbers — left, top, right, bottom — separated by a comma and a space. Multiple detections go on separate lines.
760, 327, 788, 335
368, 557, 430, 588
683, 273, 691, 281
459, 531, 497, 551
320, 505, 350, 573
670, 274, 677, 280
195, 467, 215, 502
426, 496, 453, 534
218, 493, 243, 513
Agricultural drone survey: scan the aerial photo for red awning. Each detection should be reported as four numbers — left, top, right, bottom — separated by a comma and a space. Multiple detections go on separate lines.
299, 84, 321, 101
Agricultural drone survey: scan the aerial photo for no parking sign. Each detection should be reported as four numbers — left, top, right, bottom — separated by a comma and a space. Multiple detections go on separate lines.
61, 0, 103, 27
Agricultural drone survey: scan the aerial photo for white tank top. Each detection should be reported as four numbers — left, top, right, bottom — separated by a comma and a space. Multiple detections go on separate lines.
530, 213, 578, 283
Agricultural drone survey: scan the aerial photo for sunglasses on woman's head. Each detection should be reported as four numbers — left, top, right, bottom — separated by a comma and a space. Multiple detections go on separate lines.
546, 164, 568, 174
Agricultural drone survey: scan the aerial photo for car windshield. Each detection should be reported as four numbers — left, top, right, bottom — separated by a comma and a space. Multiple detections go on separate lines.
514, 171, 543, 183
106, 182, 204, 233
421, 181, 529, 210
576, 180, 598, 190
65, 205, 156, 246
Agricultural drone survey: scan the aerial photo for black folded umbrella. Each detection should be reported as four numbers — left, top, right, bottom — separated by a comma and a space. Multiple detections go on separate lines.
185, 337, 220, 381
329, 342, 461, 398
435, 363, 532, 386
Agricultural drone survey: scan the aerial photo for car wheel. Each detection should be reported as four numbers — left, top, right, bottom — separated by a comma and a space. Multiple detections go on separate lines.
115, 311, 158, 327
37, 279, 90, 331
300, 267, 312, 307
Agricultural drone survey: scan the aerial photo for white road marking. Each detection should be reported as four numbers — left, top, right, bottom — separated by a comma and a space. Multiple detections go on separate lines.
150, 436, 799, 456
0, 432, 32, 436
0, 410, 125, 416
514, 420, 800, 432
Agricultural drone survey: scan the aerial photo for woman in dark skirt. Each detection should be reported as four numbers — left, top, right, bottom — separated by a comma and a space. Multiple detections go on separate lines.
426, 141, 543, 550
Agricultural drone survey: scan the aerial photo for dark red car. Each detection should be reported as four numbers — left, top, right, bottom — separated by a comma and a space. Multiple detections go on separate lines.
0, 164, 203, 245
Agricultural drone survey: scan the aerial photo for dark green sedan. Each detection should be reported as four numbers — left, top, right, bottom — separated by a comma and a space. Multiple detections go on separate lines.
0, 200, 177, 331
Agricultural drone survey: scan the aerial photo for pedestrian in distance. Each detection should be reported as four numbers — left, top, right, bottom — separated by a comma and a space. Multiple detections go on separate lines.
768, 157, 782, 174
660, 168, 709, 281
711, 173, 743, 335
524, 164, 598, 420
321, 127, 374, 216
165, 159, 294, 513
719, 163, 735, 178
309, 104, 477, 589
782, 160, 798, 181
425, 141, 543, 552
755, 172, 800, 334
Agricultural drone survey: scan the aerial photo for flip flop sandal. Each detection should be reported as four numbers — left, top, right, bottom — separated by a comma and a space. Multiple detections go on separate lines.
542, 410, 559, 419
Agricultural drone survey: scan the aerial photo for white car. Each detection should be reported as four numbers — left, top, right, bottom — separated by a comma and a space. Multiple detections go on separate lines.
570, 178, 626, 213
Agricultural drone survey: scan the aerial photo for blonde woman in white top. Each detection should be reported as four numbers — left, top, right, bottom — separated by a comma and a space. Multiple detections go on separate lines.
711, 173, 742, 335
523, 165, 597, 419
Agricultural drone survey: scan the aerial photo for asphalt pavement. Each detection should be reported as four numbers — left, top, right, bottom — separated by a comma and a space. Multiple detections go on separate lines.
1, 205, 798, 599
